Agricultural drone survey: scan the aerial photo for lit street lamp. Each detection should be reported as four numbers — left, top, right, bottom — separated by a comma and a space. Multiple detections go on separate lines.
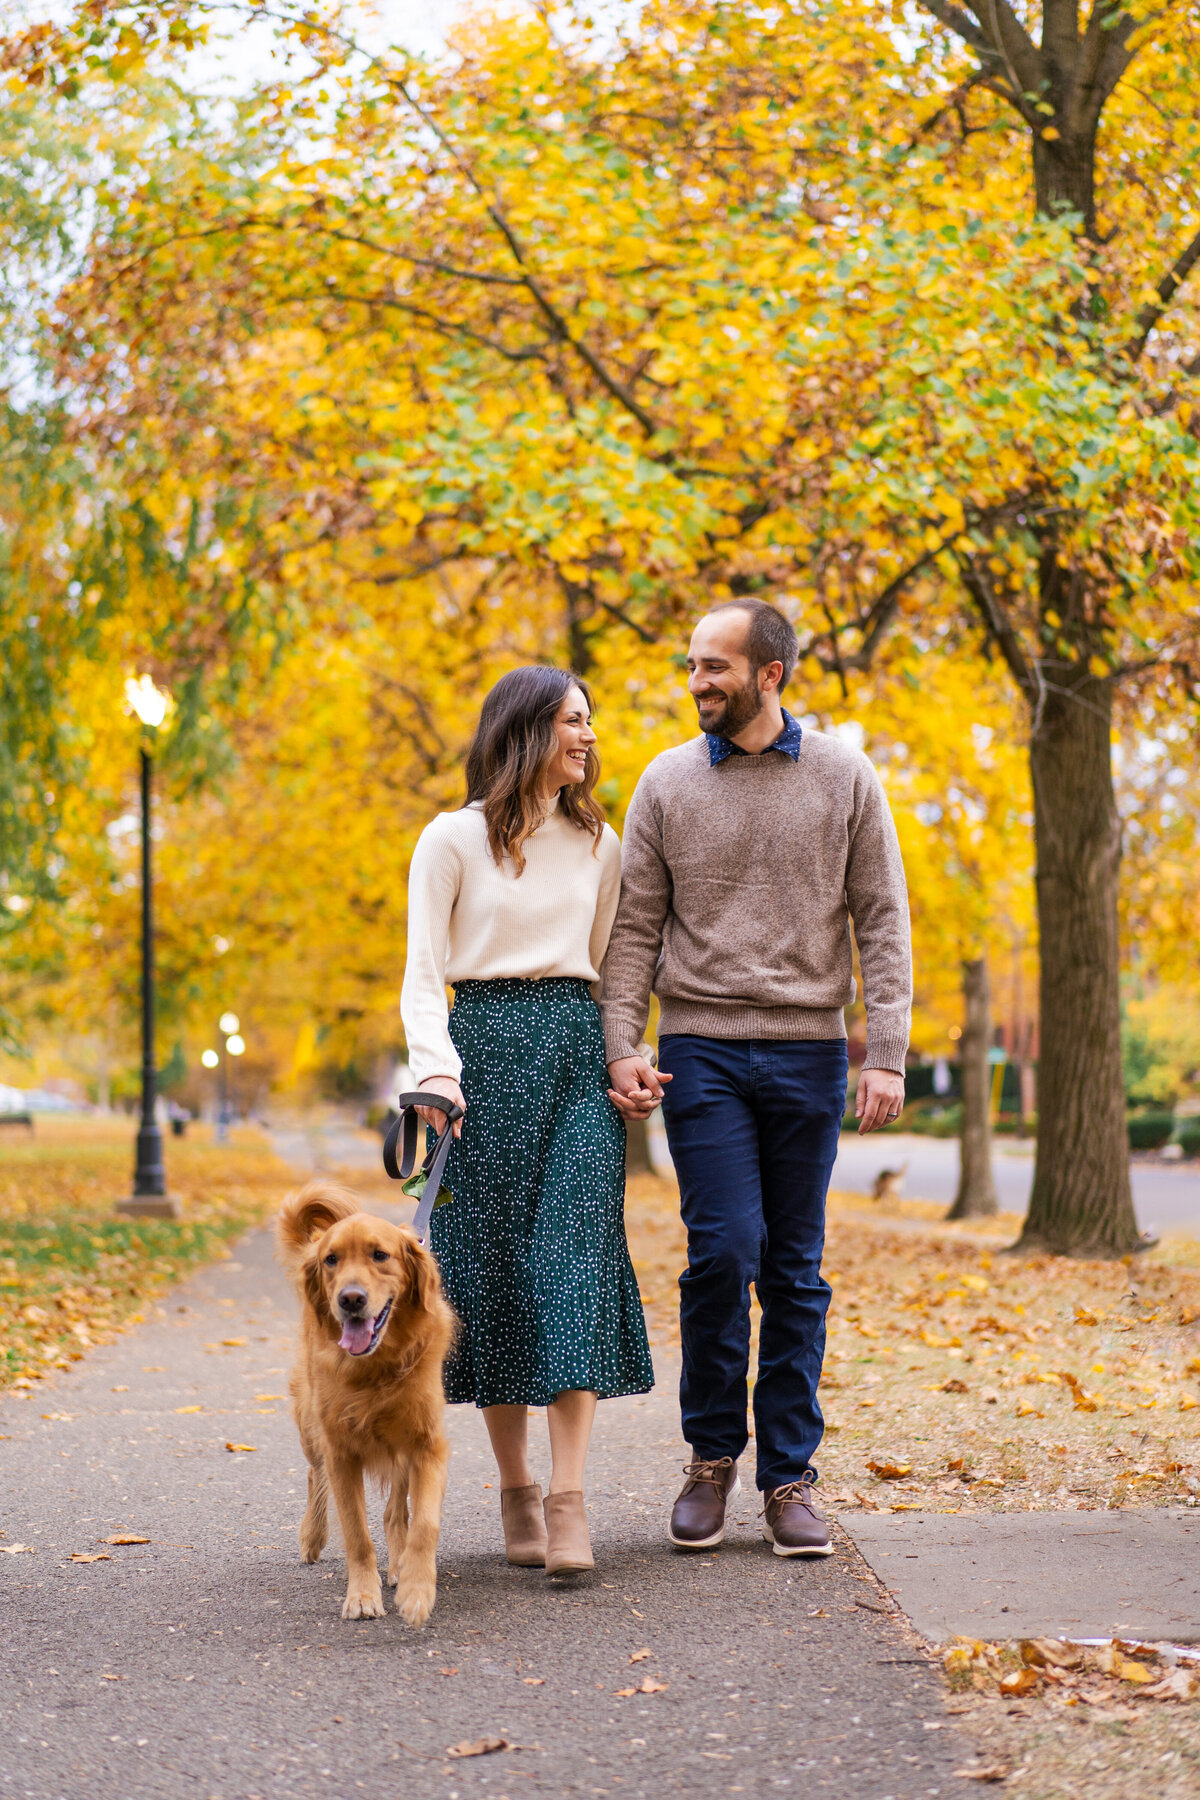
117, 675, 178, 1220
215, 1013, 242, 1141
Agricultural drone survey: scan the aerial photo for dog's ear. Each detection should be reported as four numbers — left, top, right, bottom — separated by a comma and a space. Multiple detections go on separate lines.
404, 1234, 443, 1315
276, 1179, 361, 1271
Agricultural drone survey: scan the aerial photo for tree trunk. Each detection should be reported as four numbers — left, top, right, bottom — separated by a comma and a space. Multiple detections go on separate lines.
947, 956, 997, 1220
1018, 665, 1139, 1255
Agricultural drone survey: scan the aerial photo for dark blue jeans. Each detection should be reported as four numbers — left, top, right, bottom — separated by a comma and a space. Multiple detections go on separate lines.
658, 1035, 848, 1493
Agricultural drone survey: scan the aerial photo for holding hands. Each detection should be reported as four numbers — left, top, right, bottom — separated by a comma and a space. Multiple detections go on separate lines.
607, 1055, 672, 1122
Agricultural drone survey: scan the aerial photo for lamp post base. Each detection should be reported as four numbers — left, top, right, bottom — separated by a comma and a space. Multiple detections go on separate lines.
116, 1195, 181, 1221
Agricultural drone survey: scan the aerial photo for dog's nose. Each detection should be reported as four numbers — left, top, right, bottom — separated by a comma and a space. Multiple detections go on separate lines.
338, 1286, 369, 1316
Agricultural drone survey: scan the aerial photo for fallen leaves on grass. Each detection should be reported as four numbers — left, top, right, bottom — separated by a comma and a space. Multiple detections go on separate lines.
0, 1121, 294, 1392
446, 1738, 507, 1758
866, 1459, 913, 1480
936, 1377, 970, 1394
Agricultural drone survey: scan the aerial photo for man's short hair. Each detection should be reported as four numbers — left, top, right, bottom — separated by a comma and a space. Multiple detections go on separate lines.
708, 598, 798, 692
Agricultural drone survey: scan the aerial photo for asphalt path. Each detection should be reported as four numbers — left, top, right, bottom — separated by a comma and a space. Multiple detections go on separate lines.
0, 1204, 983, 1800
828, 1134, 1200, 1236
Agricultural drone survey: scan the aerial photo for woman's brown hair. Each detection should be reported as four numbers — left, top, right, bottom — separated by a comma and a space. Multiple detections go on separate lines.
464, 666, 605, 873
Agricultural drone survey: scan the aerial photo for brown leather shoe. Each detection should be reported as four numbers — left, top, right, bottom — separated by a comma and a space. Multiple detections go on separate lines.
543, 1490, 594, 1575
668, 1456, 740, 1549
501, 1483, 547, 1567
761, 1473, 833, 1557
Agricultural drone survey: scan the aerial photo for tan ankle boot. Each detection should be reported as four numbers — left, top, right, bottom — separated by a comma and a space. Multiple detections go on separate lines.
543, 1490, 594, 1575
501, 1484, 547, 1567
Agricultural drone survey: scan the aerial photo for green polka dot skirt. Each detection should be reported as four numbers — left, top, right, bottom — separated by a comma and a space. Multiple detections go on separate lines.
431, 977, 654, 1409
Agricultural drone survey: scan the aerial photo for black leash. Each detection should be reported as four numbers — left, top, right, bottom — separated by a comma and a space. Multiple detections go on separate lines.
382, 1090, 464, 1242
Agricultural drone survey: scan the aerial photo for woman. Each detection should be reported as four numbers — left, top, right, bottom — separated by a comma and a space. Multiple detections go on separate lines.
400, 666, 654, 1576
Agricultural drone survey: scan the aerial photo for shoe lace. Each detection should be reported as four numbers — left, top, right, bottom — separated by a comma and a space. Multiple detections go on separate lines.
762, 1471, 819, 1513
682, 1456, 734, 1487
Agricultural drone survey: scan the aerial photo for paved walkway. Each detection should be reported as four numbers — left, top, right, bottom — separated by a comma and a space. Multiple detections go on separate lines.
0, 1209, 981, 1800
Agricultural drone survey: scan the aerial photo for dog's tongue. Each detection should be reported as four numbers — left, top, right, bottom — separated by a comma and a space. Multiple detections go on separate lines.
339, 1316, 375, 1356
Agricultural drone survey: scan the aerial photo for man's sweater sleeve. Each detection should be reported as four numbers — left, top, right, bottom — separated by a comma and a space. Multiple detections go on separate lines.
600, 775, 672, 1063
845, 761, 913, 1074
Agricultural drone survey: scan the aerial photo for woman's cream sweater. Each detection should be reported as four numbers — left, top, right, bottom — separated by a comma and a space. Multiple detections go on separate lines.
400, 803, 622, 1086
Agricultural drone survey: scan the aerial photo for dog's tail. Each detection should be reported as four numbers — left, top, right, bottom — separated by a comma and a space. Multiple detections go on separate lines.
276, 1178, 362, 1273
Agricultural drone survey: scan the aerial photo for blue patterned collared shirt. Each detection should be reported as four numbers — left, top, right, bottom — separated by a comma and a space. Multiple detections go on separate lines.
705, 707, 804, 767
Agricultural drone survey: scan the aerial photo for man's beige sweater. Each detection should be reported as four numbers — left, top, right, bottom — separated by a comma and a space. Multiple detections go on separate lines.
601, 730, 912, 1074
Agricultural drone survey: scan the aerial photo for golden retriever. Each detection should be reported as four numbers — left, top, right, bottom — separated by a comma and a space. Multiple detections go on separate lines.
276, 1179, 455, 1625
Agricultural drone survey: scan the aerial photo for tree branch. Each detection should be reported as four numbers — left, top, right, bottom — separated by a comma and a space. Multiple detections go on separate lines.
957, 555, 1034, 693
1124, 220, 1200, 362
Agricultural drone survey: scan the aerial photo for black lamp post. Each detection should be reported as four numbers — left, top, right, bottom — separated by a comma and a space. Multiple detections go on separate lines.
118, 677, 179, 1221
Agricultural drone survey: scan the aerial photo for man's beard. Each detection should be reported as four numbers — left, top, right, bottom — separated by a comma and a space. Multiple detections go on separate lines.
696, 676, 763, 738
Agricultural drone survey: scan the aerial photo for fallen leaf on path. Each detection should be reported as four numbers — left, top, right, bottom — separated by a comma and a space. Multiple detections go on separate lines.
955, 1766, 1010, 1783
629, 1649, 652, 1663
42, 1412, 75, 1421
522, 1677, 544, 1686
936, 1379, 969, 1395
221, 1338, 248, 1347
446, 1738, 507, 1758
100, 1673, 123, 1681
104, 1535, 149, 1546
255, 1393, 283, 1401
225, 1441, 257, 1453
866, 1460, 912, 1480
0, 1544, 34, 1555
141, 1366, 164, 1373
70, 1552, 110, 1563
438, 1668, 458, 1677
998, 1669, 1038, 1696
111, 1386, 129, 1393
175, 1406, 204, 1414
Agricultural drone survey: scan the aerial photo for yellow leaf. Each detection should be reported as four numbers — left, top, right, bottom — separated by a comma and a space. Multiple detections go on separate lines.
70, 1552, 110, 1563
867, 1460, 913, 1480
175, 1405, 204, 1414
225, 1441, 257, 1453
104, 1535, 149, 1545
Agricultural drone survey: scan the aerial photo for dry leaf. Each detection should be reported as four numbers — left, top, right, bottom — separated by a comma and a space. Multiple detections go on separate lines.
1118, 1659, 1155, 1684
1014, 1401, 1043, 1418
956, 1765, 1010, 1783
1073, 1390, 1099, 1413
224, 1441, 257, 1453
629, 1649, 652, 1663
998, 1669, 1038, 1696
1140, 1667, 1200, 1702
104, 1535, 149, 1546
70, 1552, 110, 1563
1074, 1305, 1102, 1326
635, 1675, 667, 1693
255, 1393, 283, 1401
439, 1668, 458, 1677
42, 1412, 75, 1421
175, 1405, 203, 1414
1179, 1395, 1198, 1411
0, 1543, 34, 1555
100, 1673, 122, 1681
446, 1738, 507, 1759
522, 1677, 544, 1686
221, 1337, 248, 1347
1021, 1639, 1083, 1671
937, 1378, 970, 1394
614, 1686, 638, 1698
866, 1460, 913, 1480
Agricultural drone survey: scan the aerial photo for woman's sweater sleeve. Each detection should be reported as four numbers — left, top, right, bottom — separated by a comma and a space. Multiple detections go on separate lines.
400, 820, 464, 1087
588, 826, 624, 995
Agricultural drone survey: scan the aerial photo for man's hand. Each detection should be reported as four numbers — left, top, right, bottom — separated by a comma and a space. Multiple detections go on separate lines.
856, 1067, 905, 1135
416, 1076, 466, 1138
607, 1054, 672, 1122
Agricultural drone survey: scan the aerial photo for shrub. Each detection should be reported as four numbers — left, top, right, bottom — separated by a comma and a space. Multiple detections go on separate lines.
1127, 1111, 1176, 1150
1176, 1121, 1200, 1160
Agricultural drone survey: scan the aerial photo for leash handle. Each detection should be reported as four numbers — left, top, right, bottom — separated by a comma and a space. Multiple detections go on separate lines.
382, 1090, 464, 1241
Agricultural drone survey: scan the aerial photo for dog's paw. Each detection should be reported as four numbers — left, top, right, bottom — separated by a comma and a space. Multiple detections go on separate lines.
387, 1558, 401, 1587
394, 1575, 436, 1628
341, 1582, 385, 1620
299, 1537, 324, 1565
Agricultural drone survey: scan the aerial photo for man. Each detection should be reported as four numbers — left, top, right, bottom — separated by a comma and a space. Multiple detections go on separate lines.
604, 599, 911, 1556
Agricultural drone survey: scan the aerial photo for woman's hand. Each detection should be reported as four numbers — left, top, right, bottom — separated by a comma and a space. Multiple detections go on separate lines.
416, 1076, 466, 1138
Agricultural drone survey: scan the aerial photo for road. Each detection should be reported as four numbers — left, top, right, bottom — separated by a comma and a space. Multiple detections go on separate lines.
0, 1202, 982, 1800
825, 1133, 1200, 1235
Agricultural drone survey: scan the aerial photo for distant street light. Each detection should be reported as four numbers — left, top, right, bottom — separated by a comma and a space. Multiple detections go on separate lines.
215, 1013, 244, 1141
201, 1049, 220, 1069
226, 1034, 246, 1057
117, 674, 178, 1220
219, 1011, 240, 1036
